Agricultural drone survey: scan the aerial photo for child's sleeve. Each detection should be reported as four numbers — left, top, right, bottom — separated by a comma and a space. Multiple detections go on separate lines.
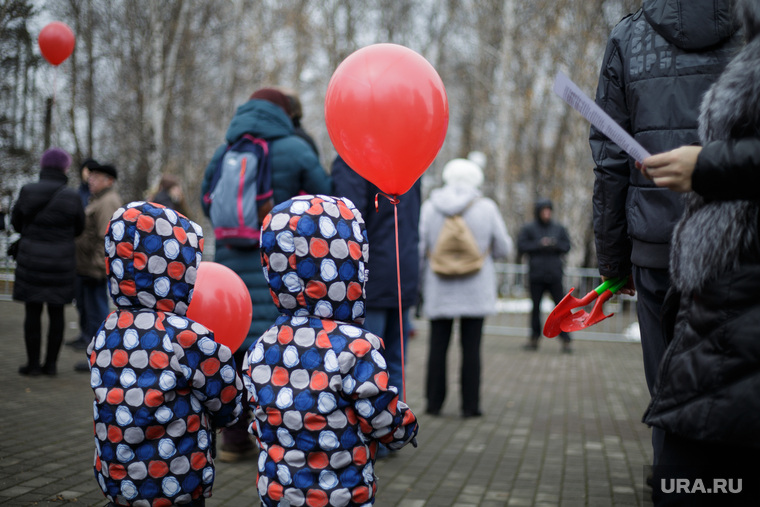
360, 388, 419, 451
184, 324, 244, 428
345, 333, 419, 450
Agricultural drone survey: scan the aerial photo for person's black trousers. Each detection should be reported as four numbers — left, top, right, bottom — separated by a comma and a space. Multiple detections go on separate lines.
426, 317, 484, 416
633, 266, 669, 467
24, 301, 64, 371
529, 278, 570, 341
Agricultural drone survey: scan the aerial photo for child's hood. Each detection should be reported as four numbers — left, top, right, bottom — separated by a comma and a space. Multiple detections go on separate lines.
105, 201, 204, 315
260, 194, 369, 323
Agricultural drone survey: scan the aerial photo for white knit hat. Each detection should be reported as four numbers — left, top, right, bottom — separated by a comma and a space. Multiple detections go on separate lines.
442, 158, 484, 188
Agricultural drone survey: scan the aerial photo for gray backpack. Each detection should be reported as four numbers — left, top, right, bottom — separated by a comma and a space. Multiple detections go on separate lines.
204, 134, 274, 247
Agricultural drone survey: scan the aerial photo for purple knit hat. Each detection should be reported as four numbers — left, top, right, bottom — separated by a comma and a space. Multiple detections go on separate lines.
40, 148, 72, 173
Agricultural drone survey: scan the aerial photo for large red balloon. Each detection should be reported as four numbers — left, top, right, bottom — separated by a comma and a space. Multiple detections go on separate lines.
38, 21, 75, 66
325, 43, 449, 196
187, 262, 252, 353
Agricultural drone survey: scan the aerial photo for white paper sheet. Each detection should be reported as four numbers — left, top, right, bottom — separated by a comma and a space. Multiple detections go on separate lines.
553, 71, 651, 163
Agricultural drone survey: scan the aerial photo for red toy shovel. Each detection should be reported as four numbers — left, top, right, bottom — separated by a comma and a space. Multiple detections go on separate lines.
543, 277, 628, 337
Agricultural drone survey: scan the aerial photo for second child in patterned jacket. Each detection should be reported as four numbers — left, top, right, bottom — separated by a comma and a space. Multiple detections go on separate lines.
244, 195, 419, 506
85, 201, 244, 506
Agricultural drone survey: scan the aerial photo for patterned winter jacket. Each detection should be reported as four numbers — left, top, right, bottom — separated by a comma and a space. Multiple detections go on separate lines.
243, 195, 419, 506
87, 201, 244, 506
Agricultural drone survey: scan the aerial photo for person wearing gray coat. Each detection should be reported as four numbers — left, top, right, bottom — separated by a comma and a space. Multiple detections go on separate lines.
419, 158, 513, 417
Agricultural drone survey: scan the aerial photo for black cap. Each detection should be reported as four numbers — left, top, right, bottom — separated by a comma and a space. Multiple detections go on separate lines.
79, 158, 99, 171
89, 163, 118, 180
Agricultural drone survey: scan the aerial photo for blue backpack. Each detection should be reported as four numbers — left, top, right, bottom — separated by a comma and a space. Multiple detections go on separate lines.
204, 134, 274, 248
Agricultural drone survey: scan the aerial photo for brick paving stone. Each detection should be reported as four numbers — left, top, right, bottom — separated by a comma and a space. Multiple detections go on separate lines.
0, 301, 655, 506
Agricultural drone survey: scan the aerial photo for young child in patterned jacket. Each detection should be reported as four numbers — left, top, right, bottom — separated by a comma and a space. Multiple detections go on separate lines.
86, 201, 244, 506
243, 195, 419, 506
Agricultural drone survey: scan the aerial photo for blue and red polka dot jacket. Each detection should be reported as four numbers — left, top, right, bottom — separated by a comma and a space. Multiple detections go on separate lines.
87, 201, 244, 506
243, 195, 419, 506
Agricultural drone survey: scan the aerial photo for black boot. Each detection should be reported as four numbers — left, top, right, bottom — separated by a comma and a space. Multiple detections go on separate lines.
19, 364, 42, 376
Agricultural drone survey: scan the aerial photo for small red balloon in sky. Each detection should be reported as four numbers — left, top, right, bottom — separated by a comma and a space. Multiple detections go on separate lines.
38, 21, 75, 66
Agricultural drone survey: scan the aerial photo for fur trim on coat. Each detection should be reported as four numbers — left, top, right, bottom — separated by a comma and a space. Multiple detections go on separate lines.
670, 35, 760, 294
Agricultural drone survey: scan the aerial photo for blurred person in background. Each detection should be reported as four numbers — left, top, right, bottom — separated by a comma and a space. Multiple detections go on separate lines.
332, 155, 422, 399
283, 89, 320, 159
517, 198, 572, 353
11, 148, 84, 376
150, 173, 190, 217
418, 158, 514, 418
201, 86, 331, 461
73, 162, 122, 372
67, 157, 99, 351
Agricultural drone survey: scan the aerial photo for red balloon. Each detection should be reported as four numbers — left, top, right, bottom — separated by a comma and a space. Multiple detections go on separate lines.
38, 21, 75, 66
187, 262, 252, 353
325, 43, 449, 196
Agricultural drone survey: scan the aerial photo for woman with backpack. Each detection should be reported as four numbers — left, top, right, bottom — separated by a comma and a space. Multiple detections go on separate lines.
201, 87, 331, 461
418, 157, 514, 418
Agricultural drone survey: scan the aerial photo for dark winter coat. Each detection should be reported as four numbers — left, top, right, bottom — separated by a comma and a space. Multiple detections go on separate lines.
11, 168, 85, 305
331, 156, 421, 309
78, 181, 90, 209
88, 202, 244, 504
244, 195, 418, 506
517, 200, 570, 283
590, 0, 741, 277
201, 99, 332, 350
692, 138, 760, 200
643, 9, 760, 448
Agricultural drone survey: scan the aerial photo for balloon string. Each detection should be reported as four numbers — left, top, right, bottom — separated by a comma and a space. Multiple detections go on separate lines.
375, 192, 406, 402
52, 66, 58, 138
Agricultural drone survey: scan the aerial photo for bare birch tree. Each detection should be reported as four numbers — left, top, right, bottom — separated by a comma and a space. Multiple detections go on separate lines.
5, 0, 643, 268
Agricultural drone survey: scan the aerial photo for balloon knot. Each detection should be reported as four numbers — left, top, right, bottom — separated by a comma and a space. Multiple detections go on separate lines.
374, 192, 400, 212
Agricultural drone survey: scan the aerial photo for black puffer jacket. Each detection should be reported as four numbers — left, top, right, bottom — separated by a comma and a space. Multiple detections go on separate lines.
11, 168, 85, 304
644, 266, 760, 447
643, 1, 760, 448
590, 0, 741, 277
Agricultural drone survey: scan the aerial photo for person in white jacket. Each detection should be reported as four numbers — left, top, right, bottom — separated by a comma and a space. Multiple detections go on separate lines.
419, 158, 514, 417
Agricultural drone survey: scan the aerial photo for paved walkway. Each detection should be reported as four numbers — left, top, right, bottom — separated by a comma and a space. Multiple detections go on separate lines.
0, 300, 653, 506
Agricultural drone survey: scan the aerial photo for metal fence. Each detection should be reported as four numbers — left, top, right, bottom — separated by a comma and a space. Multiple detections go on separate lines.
0, 243, 639, 342
0, 232, 16, 302
489, 263, 639, 343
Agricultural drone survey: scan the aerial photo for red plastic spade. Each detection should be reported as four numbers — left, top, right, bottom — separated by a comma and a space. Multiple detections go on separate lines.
543, 277, 628, 337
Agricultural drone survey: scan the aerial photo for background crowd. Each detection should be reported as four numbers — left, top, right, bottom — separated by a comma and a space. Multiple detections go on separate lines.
5, 0, 760, 504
